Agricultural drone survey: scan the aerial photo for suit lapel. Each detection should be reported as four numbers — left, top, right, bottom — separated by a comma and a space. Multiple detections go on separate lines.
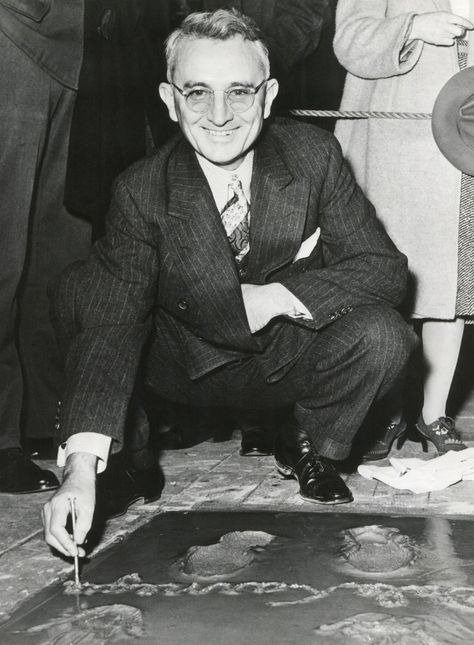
165, 140, 256, 348
167, 142, 236, 274
246, 130, 310, 281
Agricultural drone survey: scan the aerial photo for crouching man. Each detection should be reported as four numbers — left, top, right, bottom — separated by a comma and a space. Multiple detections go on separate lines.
43, 8, 416, 558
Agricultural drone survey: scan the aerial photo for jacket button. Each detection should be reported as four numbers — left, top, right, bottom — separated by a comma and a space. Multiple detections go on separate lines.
178, 300, 189, 311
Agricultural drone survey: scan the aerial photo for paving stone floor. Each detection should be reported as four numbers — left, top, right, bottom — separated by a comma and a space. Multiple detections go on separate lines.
1, 330, 474, 623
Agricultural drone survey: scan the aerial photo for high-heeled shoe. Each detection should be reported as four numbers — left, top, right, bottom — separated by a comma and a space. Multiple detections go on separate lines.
415, 415, 467, 455
361, 419, 408, 461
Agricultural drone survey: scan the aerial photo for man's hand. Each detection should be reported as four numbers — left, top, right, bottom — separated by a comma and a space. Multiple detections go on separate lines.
409, 12, 473, 46
42, 453, 97, 558
241, 282, 305, 333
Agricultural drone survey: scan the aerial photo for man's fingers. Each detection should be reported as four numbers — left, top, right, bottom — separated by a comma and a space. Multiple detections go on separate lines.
446, 23, 470, 38
450, 14, 474, 30
42, 503, 78, 558
75, 505, 94, 545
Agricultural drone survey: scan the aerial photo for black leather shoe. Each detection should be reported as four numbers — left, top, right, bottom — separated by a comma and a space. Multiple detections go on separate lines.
24, 437, 56, 460
274, 434, 353, 505
0, 448, 59, 493
95, 460, 164, 520
240, 424, 274, 456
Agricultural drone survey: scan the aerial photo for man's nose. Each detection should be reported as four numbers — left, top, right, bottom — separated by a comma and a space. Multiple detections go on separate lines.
207, 91, 233, 125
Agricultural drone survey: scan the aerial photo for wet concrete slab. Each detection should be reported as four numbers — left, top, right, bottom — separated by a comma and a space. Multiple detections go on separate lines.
3, 435, 474, 626
3, 511, 474, 644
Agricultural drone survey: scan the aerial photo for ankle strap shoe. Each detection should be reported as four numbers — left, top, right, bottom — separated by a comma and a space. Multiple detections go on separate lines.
415, 416, 467, 455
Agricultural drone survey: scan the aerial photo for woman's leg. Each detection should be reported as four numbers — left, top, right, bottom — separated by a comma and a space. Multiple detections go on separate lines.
421, 318, 465, 423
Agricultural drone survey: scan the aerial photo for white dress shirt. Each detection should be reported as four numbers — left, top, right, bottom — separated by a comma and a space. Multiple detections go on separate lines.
196, 149, 254, 211
58, 149, 313, 471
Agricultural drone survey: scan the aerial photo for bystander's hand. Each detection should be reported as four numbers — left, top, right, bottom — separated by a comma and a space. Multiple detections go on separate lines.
42, 452, 97, 558
409, 11, 473, 46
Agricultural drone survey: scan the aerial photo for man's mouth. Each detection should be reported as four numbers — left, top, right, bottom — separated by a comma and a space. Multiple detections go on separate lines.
202, 127, 238, 138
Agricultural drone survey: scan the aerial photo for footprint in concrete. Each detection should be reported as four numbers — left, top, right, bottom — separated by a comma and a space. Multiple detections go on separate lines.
314, 611, 474, 644
14, 604, 145, 644
173, 530, 276, 581
338, 525, 418, 575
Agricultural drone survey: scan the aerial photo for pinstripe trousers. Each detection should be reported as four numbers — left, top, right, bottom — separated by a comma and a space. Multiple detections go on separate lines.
53, 254, 416, 461
145, 305, 417, 461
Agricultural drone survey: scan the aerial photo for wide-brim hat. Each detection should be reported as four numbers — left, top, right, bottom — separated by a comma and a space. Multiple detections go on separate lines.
432, 66, 474, 176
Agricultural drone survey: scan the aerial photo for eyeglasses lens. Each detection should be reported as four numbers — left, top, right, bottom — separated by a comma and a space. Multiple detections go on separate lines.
186, 88, 255, 113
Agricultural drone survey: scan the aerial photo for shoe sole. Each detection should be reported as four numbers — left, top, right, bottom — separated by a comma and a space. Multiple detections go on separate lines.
104, 492, 162, 519
240, 448, 273, 457
275, 459, 353, 505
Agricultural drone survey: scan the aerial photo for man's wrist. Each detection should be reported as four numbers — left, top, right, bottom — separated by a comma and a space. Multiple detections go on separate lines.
63, 452, 98, 482
58, 433, 112, 473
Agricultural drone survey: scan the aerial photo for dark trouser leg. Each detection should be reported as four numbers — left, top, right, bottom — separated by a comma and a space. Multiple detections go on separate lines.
291, 306, 417, 460
150, 306, 417, 461
19, 83, 91, 441
0, 35, 49, 450
0, 33, 91, 449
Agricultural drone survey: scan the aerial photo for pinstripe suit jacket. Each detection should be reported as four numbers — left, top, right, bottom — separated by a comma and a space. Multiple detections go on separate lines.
57, 120, 408, 444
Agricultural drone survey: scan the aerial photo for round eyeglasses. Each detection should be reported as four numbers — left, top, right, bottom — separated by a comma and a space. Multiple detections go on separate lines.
171, 78, 269, 114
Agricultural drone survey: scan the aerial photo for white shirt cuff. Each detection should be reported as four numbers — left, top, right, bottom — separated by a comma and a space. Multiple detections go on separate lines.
57, 433, 112, 474
288, 293, 313, 320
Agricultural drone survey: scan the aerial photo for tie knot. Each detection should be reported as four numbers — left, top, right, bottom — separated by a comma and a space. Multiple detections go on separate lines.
229, 175, 243, 191
228, 176, 245, 205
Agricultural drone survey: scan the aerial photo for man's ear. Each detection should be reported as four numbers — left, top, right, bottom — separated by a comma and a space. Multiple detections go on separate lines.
159, 82, 179, 122
263, 78, 279, 119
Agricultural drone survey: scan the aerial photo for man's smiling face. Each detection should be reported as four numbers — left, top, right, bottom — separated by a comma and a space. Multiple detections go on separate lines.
160, 35, 278, 170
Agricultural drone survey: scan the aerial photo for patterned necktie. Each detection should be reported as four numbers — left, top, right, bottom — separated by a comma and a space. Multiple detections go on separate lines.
220, 176, 250, 265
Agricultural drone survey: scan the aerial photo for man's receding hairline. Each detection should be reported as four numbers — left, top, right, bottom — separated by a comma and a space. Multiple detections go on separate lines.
165, 9, 270, 81
168, 35, 269, 81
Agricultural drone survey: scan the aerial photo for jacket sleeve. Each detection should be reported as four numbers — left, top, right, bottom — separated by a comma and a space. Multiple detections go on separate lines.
333, 0, 423, 79
279, 135, 408, 330
266, 0, 330, 75
55, 177, 160, 450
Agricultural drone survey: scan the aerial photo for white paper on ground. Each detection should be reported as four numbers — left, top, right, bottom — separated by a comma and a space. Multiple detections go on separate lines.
358, 447, 474, 493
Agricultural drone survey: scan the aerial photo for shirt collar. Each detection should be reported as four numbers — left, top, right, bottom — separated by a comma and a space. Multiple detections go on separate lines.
196, 150, 254, 211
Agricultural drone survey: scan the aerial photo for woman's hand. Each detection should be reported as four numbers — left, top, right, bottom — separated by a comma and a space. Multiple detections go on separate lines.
409, 11, 473, 46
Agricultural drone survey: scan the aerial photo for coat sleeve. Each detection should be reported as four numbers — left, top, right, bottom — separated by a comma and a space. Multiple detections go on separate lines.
333, 0, 423, 79
266, 0, 330, 75
54, 176, 160, 450
279, 135, 408, 330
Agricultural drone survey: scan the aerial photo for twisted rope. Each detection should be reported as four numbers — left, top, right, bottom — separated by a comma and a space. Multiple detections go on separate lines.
290, 109, 432, 120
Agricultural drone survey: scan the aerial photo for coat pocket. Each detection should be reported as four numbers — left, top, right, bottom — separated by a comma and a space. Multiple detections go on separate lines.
1, 0, 51, 22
